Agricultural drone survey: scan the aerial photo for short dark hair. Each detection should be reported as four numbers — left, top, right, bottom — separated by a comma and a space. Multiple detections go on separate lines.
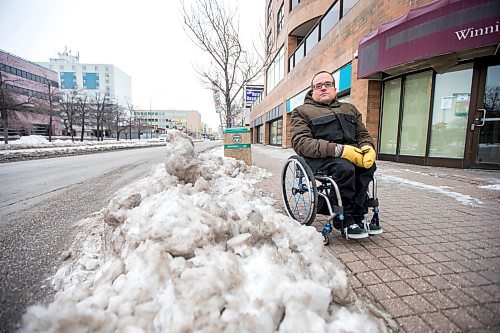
311, 71, 335, 88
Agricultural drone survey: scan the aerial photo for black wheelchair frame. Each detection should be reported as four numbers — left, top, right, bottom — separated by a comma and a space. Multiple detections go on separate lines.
281, 155, 380, 245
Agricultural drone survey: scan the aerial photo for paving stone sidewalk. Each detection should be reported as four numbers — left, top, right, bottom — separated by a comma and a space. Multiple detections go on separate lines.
251, 144, 500, 333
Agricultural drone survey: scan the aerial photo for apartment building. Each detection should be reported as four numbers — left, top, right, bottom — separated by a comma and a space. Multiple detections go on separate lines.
134, 109, 202, 136
251, 0, 500, 169
0, 49, 62, 137
37, 49, 132, 108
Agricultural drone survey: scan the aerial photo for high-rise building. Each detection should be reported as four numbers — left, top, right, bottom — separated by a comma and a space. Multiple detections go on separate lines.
37, 48, 132, 107
0, 49, 62, 138
251, 0, 500, 169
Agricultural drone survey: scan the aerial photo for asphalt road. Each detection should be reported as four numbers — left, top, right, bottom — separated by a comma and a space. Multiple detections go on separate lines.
0, 141, 221, 333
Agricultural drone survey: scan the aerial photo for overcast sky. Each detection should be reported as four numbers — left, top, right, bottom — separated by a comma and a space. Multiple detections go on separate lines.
0, 0, 264, 129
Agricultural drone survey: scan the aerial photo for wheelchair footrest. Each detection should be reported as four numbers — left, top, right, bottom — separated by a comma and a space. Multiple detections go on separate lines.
366, 198, 379, 207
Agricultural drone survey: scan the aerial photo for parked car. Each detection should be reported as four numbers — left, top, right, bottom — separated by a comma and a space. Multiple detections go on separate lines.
159, 134, 168, 142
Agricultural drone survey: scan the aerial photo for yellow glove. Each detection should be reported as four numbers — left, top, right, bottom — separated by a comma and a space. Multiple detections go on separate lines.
340, 145, 365, 168
361, 145, 376, 168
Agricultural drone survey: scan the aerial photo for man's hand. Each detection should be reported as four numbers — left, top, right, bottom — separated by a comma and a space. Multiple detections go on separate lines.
340, 145, 365, 168
361, 145, 376, 168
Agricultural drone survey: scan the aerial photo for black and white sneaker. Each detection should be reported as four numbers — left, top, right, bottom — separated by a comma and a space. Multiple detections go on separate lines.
354, 215, 383, 236
333, 216, 369, 239
363, 221, 383, 235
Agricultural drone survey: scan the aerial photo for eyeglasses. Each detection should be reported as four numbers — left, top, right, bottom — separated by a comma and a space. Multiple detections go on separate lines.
312, 81, 335, 90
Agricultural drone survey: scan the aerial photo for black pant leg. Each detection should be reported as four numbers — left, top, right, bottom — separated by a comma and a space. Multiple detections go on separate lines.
353, 162, 377, 216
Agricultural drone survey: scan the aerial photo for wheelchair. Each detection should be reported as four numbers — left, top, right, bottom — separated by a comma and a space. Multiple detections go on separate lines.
281, 155, 380, 245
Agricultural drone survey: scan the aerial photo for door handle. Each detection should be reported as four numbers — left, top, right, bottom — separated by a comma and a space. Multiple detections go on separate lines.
476, 109, 486, 127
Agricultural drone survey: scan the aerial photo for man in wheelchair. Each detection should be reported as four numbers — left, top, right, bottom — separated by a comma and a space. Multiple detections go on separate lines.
290, 71, 382, 240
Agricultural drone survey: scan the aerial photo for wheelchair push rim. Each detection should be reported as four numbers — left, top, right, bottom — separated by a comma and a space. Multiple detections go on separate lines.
281, 155, 317, 226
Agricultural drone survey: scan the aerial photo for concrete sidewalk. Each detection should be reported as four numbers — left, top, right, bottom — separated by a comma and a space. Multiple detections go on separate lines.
251, 144, 500, 333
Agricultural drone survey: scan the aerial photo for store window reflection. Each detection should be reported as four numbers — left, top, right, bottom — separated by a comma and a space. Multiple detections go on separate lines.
379, 78, 401, 154
269, 118, 283, 145
399, 71, 432, 156
429, 64, 472, 158
478, 65, 500, 163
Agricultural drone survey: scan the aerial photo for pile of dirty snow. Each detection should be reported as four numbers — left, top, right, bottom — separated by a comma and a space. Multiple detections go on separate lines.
20, 130, 391, 333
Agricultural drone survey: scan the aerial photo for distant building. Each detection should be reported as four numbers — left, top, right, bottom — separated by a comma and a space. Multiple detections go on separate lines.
134, 109, 202, 137
0, 49, 62, 138
37, 48, 132, 107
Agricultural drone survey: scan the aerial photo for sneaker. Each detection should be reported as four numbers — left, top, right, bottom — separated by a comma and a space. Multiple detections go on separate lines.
364, 221, 383, 235
354, 215, 383, 236
332, 216, 368, 239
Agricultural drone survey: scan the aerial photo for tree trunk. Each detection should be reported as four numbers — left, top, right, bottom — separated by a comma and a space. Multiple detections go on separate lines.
48, 85, 53, 142
2, 109, 8, 144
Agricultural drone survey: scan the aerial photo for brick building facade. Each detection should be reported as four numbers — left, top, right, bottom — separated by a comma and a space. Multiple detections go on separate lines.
250, 0, 500, 169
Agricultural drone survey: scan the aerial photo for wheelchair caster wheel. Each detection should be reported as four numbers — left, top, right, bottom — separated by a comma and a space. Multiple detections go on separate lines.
323, 234, 332, 246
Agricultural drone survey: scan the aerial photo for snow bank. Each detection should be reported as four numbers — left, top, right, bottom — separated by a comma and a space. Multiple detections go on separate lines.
20, 130, 390, 333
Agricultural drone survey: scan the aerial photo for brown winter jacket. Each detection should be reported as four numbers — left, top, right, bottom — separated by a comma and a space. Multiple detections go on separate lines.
290, 91, 374, 159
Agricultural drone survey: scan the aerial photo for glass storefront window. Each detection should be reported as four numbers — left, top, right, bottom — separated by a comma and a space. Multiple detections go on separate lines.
379, 78, 401, 154
257, 125, 264, 143
399, 71, 432, 156
429, 64, 473, 158
269, 118, 283, 145
478, 65, 500, 163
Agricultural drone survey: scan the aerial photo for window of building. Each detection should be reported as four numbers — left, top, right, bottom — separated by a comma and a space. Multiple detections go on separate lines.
83, 72, 100, 90
60, 72, 77, 89
294, 42, 304, 64
399, 71, 432, 156
379, 78, 402, 154
429, 63, 473, 158
342, 0, 359, 17
277, 3, 284, 34
305, 25, 319, 54
288, 1, 357, 72
266, 46, 284, 93
257, 125, 264, 143
269, 118, 283, 145
267, 31, 273, 53
289, 0, 300, 12
320, 1, 340, 39
267, 1, 272, 25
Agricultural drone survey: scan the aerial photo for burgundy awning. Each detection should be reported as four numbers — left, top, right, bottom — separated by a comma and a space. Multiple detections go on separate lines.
357, 0, 500, 79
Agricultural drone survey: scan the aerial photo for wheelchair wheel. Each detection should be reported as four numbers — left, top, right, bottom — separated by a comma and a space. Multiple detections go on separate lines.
281, 155, 317, 226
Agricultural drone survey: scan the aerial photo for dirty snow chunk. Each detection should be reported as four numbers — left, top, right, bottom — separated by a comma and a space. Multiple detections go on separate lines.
20, 133, 390, 333
163, 130, 200, 184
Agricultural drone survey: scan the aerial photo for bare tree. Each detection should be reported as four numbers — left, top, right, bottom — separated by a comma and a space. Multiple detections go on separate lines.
76, 94, 90, 142
36, 74, 60, 142
181, 0, 271, 129
0, 65, 35, 144
58, 90, 80, 142
125, 101, 135, 140
106, 102, 128, 141
92, 92, 110, 141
